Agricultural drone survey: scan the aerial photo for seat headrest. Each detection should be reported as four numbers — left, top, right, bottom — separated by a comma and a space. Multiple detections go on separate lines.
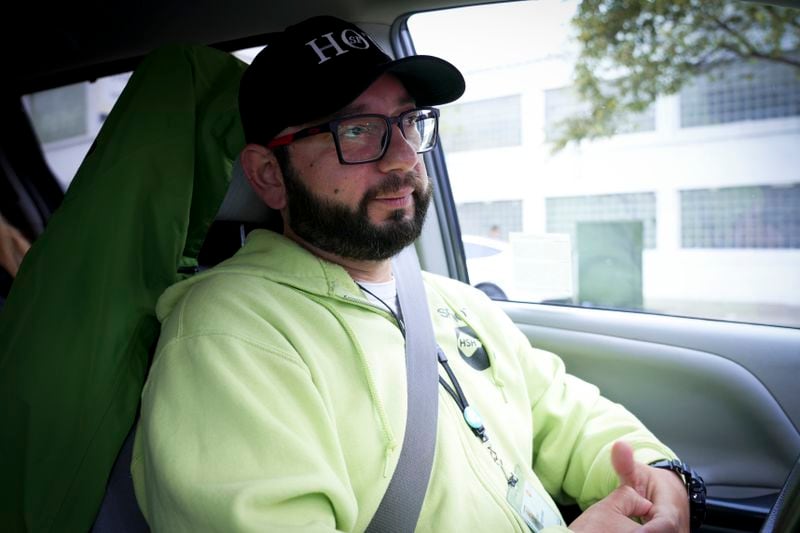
215, 157, 276, 224
199, 157, 282, 266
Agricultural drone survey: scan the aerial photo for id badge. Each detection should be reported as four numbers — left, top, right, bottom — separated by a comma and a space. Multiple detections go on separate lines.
506, 466, 563, 532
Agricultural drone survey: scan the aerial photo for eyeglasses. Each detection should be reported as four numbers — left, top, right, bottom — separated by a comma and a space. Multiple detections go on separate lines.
267, 107, 440, 165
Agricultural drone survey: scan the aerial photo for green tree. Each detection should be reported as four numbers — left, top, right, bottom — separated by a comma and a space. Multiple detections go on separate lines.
551, 0, 800, 152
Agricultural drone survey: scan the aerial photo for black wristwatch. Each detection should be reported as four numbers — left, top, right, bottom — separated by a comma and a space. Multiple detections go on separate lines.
649, 459, 707, 531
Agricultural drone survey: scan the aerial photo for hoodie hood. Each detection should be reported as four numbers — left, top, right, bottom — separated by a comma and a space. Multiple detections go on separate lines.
156, 229, 361, 321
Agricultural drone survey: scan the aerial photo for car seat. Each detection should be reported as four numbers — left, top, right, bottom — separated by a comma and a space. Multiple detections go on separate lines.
0, 43, 254, 532
90, 159, 279, 533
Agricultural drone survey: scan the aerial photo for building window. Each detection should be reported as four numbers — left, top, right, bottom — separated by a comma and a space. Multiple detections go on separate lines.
456, 200, 522, 240
546, 192, 657, 248
681, 184, 800, 248
544, 86, 585, 141
26, 83, 88, 144
680, 58, 800, 128
439, 95, 521, 152
544, 85, 655, 141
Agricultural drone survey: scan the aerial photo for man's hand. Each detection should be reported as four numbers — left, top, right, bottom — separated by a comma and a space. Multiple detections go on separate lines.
0, 215, 31, 278
569, 441, 690, 533
612, 441, 690, 532
569, 484, 653, 533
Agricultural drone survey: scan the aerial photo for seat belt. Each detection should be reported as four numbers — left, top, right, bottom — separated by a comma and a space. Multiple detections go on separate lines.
365, 245, 440, 533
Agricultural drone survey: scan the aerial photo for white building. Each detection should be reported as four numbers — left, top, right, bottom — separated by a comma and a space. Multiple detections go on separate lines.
437, 49, 800, 326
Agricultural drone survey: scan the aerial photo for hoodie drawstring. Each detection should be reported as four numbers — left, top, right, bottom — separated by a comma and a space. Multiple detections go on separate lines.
308, 294, 399, 476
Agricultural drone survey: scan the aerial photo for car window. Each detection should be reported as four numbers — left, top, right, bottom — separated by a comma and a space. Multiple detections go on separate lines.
23, 73, 132, 190
463, 240, 503, 259
407, 0, 800, 328
23, 48, 264, 191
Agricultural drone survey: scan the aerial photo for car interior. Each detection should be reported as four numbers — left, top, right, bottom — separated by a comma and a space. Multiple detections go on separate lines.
1, 0, 798, 532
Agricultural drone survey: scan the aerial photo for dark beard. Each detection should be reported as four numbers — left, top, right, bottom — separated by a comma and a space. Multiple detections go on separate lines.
280, 158, 433, 261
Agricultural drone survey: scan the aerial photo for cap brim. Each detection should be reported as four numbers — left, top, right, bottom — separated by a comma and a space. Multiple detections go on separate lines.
381, 55, 465, 107
290, 54, 464, 127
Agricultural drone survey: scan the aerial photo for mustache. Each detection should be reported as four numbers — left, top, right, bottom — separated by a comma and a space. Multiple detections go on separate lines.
366, 172, 426, 199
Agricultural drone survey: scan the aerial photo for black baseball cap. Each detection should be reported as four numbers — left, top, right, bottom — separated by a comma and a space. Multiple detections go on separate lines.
238, 15, 465, 145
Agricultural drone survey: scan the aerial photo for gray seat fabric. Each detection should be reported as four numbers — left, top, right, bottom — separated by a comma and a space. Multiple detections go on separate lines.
92, 428, 149, 533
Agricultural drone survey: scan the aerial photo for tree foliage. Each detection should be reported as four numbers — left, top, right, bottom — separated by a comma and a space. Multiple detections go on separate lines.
551, 0, 800, 152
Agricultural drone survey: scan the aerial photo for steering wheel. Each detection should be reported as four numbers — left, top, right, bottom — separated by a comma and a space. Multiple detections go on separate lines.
760, 454, 800, 533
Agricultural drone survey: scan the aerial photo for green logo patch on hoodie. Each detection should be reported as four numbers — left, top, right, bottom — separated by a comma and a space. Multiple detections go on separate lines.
456, 326, 490, 370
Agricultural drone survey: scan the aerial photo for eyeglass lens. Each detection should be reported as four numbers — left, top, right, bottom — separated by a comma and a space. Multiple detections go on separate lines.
335, 109, 437, 163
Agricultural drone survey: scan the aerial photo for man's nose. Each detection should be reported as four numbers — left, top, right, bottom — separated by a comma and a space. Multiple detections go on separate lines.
377, 124, 419, 174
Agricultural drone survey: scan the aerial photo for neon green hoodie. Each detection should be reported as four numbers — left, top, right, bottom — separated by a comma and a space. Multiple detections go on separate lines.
132, 229, 675, 532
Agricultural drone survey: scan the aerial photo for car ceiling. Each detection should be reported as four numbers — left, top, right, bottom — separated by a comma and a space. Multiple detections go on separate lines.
3, 0, 793, 94
2, 0, 505, 95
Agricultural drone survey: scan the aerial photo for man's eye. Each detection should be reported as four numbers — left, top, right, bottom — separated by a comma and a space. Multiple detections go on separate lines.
341, 123, 378, 139
404, 114, 421, 127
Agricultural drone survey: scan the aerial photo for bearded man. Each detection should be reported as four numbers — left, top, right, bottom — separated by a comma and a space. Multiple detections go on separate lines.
132, 15, 696, 533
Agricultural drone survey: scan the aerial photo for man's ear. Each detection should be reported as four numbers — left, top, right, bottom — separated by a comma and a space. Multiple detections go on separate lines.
240, 144, 287, 210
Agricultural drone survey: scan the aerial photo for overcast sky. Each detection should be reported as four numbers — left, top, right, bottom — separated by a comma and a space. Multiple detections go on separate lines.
408, 0, 579, 74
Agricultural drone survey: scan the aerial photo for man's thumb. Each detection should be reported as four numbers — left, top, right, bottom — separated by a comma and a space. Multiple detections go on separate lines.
612, 441, 638, 488
609, 485, 653, 519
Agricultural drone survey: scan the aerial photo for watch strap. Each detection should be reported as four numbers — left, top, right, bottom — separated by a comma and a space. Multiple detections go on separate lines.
649, 458, 707, 531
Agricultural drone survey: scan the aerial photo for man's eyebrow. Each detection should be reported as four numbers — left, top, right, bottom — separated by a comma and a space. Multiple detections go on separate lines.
315, 97, 418, 123
398, 96, 416, 107
330, 103, 367, 119
296, 105, 365, 128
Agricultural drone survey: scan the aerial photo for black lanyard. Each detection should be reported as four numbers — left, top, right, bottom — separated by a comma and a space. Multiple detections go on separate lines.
436, 346, 488, 442
357, 281, 517, 486
358, 283, 488, 443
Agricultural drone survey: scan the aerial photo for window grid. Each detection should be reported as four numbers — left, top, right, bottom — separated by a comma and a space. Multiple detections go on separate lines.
546, 192, 657, 248
456, 200, 523, 240
544, 85, 655, 141
439, 95, 521, 152
26, 83, 88, 144
680, 58, 800, 128
681, 184, 800, 248
544, 86, 588, 141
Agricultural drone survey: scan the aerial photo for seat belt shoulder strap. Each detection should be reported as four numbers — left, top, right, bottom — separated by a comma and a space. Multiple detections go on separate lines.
365, 245, 440, 533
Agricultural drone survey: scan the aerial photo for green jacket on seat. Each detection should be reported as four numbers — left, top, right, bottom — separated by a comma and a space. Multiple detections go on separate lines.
0, 44, 246, 531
